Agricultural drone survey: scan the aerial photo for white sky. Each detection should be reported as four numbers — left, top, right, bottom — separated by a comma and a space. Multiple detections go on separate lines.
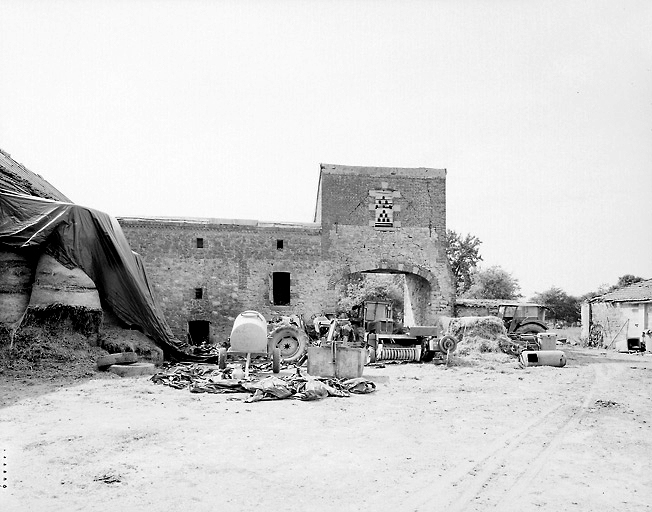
1, 0, 651, 299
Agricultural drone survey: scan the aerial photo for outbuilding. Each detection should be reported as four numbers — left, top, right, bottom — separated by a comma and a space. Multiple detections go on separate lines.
582, 279, 652, 352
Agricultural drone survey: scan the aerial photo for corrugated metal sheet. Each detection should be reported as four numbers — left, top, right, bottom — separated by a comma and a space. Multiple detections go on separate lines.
0, 149, 71, 202
590, 279, 652, 303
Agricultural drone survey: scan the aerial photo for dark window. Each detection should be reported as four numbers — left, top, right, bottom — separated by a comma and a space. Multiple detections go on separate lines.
188, 320, 210, 345
194, 288, 203, 299
272, 272, 290, 305
196, 238, 204, 248
277, 239, 284, 250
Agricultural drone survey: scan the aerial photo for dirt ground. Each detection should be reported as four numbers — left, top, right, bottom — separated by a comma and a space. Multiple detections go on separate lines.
1, 344, 651, 512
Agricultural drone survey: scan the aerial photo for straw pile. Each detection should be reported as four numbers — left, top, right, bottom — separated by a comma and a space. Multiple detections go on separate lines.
441, 315, 510, 355
0, 325, 104, 379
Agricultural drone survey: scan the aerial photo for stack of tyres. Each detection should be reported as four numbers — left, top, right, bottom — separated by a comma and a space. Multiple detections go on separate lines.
96, 352, 157, 377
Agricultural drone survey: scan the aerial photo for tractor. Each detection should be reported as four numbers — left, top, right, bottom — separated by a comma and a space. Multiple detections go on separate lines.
497, 302, 549, 336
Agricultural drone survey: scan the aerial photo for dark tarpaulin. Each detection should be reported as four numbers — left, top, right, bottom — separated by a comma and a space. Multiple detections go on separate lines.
0, 190, 214, 362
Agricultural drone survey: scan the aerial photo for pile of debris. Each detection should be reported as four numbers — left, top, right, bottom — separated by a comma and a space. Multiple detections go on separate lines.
151, 362, 376, 402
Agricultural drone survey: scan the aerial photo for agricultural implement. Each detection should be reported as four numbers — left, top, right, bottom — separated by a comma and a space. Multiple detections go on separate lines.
352, 301, 458, 363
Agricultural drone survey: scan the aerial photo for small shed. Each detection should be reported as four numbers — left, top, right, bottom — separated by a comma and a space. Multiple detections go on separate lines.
582, 279, 652, 352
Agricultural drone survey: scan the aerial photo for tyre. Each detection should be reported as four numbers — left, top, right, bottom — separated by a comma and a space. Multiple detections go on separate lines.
272, 347, 281, 373
218, 348, 228, 370
515, 324, 546, 335
268, 326, 308, 363
438, 335, 458, 354
107, 362, 156, 378
96, 352, 138, 370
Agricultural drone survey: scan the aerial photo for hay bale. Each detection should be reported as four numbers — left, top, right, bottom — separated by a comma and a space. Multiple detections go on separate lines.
23, 254, 102, 337
0, 250, 34, 326
443, 315, 510, 355
29, 254, 101, 309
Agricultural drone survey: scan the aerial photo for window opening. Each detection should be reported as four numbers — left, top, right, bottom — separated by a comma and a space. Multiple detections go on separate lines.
277, 239, 284, 250
196, 238, 204, 248
272, 272, 291, 305
194, 288, 203, 299
188, 320, 210, 346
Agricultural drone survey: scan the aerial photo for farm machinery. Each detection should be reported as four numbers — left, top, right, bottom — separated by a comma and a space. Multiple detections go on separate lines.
495, 302, 567, 354
349, 301, 458, 363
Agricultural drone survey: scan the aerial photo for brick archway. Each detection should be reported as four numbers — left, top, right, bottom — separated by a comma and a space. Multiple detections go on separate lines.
347, 261, 440, 326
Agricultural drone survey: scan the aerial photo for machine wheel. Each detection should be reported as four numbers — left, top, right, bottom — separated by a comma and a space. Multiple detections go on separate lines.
218, 348, 227, 370
438, 335, 458, 354
268, 326, 308, 363
272, 347, 281, 373
515, 324, 546, 335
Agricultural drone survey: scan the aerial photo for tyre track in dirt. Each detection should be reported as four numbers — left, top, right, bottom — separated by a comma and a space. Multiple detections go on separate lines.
403, 363, 603, 511
494, 363, 611, 510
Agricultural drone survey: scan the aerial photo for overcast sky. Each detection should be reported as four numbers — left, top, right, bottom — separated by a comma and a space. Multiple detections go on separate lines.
1, 0, 651, 299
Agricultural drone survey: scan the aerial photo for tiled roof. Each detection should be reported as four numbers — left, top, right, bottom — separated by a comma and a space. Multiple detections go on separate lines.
117, 216, 320, 230
455, 298, 543, 308
0, 149, 71, 202
591, 279, 652, 303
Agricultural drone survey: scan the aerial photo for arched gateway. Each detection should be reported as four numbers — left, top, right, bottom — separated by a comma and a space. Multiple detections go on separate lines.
118, 164, 454, 342
318, 164, 454, 327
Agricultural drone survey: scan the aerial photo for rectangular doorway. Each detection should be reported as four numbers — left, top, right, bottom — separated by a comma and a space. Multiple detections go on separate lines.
188, 320, 210, 345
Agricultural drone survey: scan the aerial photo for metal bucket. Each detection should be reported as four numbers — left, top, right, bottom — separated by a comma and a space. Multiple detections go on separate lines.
520, 350, 567, 367
537, 332, 557, 351
307, 345, 365, 379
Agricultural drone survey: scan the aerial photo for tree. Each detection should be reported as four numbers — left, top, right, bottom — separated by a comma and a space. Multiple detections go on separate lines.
615, 274, 645, 289
531, 287, 580, 324
338, 273, 404, 315
446, 230, 482, 295
463, 266, 521, 299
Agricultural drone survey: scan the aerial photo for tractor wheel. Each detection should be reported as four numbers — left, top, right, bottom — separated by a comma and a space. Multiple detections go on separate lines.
272, 347, 281, 374
268, 326, 308, 363
515, 324, 546, 335
438, 335, 458, 354
218, 348, 228, 370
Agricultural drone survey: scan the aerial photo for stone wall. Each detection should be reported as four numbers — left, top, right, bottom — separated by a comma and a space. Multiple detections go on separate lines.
588, 301, 650, 351
118, 219, 340, 343
317, 165, 454, 323
118, 164, 455, 343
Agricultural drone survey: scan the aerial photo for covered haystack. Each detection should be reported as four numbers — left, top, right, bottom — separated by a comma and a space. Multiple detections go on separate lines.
22, 254, 103, 337
442, 315, 510, 355
0, 250, 35, 344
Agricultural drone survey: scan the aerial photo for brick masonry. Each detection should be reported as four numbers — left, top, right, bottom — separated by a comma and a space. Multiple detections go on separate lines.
118, 164, 454, 343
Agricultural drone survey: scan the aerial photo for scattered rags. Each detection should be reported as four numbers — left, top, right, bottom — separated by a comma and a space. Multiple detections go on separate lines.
150, 362, 376, 402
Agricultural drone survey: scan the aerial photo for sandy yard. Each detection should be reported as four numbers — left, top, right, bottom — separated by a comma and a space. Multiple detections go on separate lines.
1, 346, 651, 512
